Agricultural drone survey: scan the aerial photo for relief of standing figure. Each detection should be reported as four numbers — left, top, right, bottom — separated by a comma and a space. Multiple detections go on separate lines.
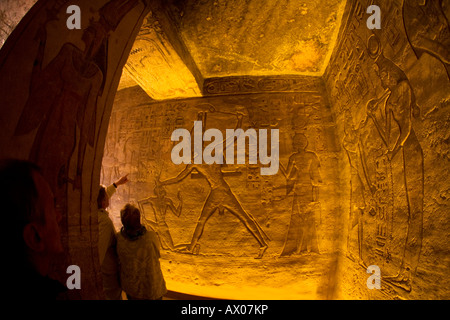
280, 133, 322, 256
366, 34, 424, 291
138, 182, 184, 251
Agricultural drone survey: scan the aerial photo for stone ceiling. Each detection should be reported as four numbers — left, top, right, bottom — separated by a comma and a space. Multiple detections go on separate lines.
0, 0, 347, 101
119, 0, 347, 100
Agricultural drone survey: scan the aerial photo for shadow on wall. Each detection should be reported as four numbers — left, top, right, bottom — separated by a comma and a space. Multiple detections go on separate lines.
0, 0, 152, 299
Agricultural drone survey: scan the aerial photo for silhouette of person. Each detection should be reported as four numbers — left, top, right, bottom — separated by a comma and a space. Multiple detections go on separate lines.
1, 159, 66, 299
116, 204, 167, 300
97, 174, 128, 300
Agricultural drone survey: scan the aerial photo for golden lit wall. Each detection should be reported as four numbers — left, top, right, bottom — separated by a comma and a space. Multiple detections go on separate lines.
103, 0, 450, 300
1, 0, 448, 300
102, 78, 344, 299
324, 0, 450, 299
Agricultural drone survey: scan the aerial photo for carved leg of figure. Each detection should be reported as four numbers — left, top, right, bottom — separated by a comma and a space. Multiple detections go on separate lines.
187, 192, 217, 253
347, 211, 363, 262
158, 222, 175, 251
357, 208, 366, 268
346, 199, 359, 262
281, 212, 301, 257
298, 213, 308, 254
384, 136, 424, 292
308, 207, 320, 254
225, 195, 268, 259
281, 197, 304, 257
301, 205, 319, 254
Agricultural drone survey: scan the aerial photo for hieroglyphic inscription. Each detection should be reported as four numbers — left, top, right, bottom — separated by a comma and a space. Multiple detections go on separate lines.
103, 87, 339, 260
371, 155, 392, 262
326, 0, 427, 293
203, 76, 323, 95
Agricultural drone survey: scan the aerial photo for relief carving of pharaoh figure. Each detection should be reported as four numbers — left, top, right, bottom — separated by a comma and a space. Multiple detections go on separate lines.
159, 111, 269, 259
362, 34, 424, 292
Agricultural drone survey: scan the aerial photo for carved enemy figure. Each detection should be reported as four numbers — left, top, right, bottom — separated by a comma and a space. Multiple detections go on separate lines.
138, 183, 183, 251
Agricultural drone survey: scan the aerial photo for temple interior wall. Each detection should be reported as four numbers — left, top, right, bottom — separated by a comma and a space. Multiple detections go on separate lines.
323, 0, 450, 299
0, 0, 153, 299
103, 81, 345, 299
0, 0, 448, 300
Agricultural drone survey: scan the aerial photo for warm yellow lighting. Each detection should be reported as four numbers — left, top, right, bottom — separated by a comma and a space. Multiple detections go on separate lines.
178, 0, 347, 78
123, 16, 202, 100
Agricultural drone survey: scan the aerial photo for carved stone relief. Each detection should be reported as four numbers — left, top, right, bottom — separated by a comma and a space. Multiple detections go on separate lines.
1, 0, 447, 300
102, 83, 342, 297
203, 75, 324, 96
0, 0, 151, 299
324, 0, 449, 299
